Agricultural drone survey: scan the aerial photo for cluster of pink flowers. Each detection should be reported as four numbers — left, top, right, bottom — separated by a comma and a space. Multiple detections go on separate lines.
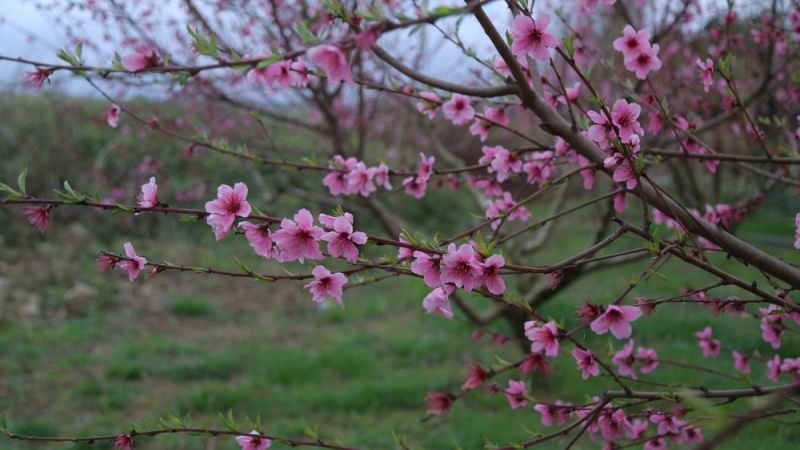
533, 400, 703, 447
410, 242, 506, 319
588, 99, 645, 189
247, 58, 308, 89
322, 155, 391, 197
485, 192, 531, 230
612, 339, 659, 379
695, 326, 721, 357
401, 152, 435, 199
613, 25, 662, 79
468, 106, 509, 141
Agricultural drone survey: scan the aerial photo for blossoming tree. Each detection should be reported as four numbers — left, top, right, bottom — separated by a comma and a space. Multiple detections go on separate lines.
3, 0, 800, 448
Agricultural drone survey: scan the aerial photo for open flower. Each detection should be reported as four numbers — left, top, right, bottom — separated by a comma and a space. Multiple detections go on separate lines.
22, 206, 52, 233
137, 177, 159, 208
107, 104, 121, 128
303, 265, 348, 308
510, 14, 558, 61
235, 430, 271, 450
590, 304, 643, 339
205, 182, 251, 240
119, 242, 147, 281
505, 380, 528, 409
273, 208, 324, 262
307, 44, 353, 86
122, 43, 161, 72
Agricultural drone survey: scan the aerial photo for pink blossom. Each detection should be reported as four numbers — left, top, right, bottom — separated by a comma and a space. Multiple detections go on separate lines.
544, 270, 562, 290
760, 311, 784, 349
239, 222, 278, 260
696, 58, 714, 92
469, 107, 508, 141
344, 162, 376, 197
572, 348, 599, 379
479, 254, 506, 295
119, 242, 147, 281
504, 380, 528, 409
627, 419, 649, 440
524, 320, 560, 356
417, 91, 441, 119
486, 192, 530, 229
650, 413, 684, 436
235, 430, 271, 450
644, 437, 667, 450
323, 156, 358, 196
121, 43, 161, 72
303, 265, 347, 308
695, 326, 721, 357
373, 163, 392, 190
290, 60, 309, 87
422, 285, 454, 319
272, 208, 324, 263
397, 234, 413, 261
418, 153, 435, 180
614, 193, 626, 212
205, 182, 252, 240
462, 363, 488, 390
320, 212, 368, 263
442, 93, 475, 126
22, 206, 51, 233
732, 350, 750, 374
23, 68, 51, 91
355, 26, 380, 50
425, 391, 453, 416
637, 347, 659, 373
599, 408, 631, 441
520, 352, 552, 376
510, 14, 558, 61
113, 433, 133, 450
612, 339, 637, 379
137, 177, 159, 208
768, 354, 782, 381
587, 109, 614, 148
624, 43, 662, 79
590, 304, 643, 339
610, 99, 644, 143
795, 212, 800, 250
410, 251, 442, 287
107, 104, 121, 128
97, 255, 119, 272
780, 358, 800, 381
441, 243, 482, 291
307, 44, 354, 86
612, 25, 651, 59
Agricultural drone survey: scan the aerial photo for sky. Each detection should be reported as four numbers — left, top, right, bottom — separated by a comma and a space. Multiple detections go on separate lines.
0, 0, 513, 98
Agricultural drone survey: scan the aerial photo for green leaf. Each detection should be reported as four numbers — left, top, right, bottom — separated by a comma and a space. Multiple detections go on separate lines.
0, 181, 20, 198
232, 257, 251, 274
302, 420, 320, 440
296, 22, 317, 45
75, 41, 83, 61
562, 33, 575, 59
0, 412, 7, 432
429, 6, 462, 18
255, 55, 283, 70
218, 410, 236, 431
